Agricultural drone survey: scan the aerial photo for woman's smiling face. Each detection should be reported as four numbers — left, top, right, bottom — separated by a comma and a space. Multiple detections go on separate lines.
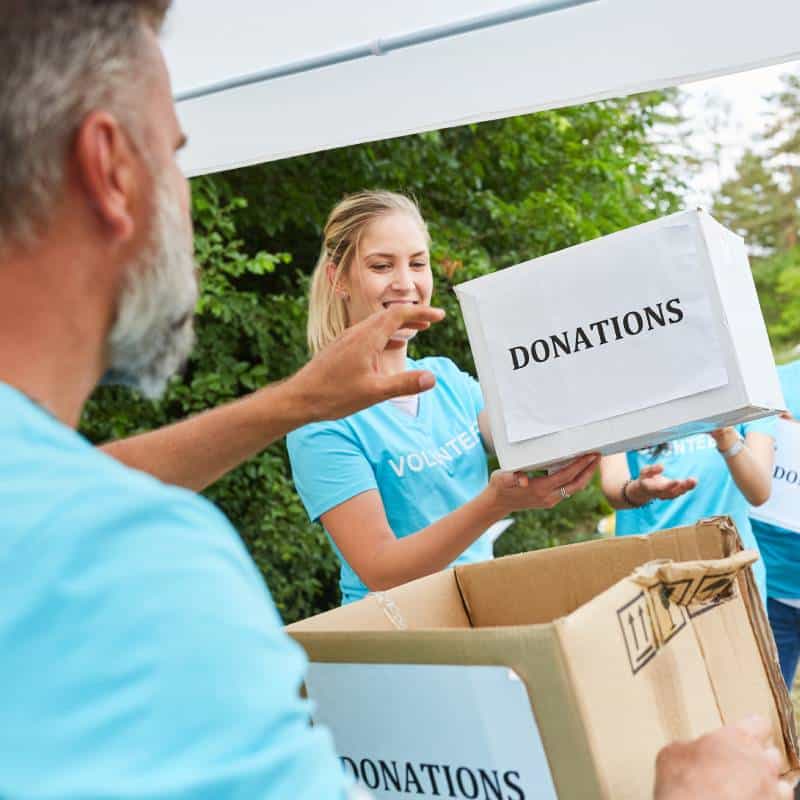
342, 210, 433, 341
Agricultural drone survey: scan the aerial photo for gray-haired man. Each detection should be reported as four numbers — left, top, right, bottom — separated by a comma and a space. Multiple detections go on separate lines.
0, 2, 790, 798
0, 2, 439, 797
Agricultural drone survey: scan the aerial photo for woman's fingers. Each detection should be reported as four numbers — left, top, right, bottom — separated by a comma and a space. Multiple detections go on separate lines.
539, 456, 600, 506
495, 453, 600, 511
572, 456, 601, 489
639, 463, 664, 480
542, 454, 600, 492
648, 477, 697, 500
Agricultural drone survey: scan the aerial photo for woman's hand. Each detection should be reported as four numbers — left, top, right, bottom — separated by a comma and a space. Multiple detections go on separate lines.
487, 453, 599, 515
710, 427, 738, 451
626, 463, 698, 506
710, 427, 775, 506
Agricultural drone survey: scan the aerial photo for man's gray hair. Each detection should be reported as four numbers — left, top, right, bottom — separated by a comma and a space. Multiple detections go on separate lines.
0, 0, 172, 252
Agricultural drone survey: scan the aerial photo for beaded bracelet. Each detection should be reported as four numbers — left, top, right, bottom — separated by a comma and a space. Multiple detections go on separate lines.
622, 477, 652, 508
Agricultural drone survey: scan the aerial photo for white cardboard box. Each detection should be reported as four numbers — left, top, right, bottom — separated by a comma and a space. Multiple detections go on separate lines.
455, 209, 785, 471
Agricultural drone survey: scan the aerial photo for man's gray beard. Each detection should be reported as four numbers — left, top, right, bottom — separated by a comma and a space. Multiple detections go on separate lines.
102, 180, 198, 399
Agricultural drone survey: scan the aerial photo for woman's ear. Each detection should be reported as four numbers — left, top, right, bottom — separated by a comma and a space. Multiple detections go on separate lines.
325, 260, 337, 287
327, 261, 349, 300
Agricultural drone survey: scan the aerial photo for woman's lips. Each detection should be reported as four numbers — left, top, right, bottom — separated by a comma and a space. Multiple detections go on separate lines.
382, 300, 419, 308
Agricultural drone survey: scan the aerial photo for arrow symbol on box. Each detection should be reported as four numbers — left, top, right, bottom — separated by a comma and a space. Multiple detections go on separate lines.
628, 612, 639, 650
698, 577, 731, 601
638, 606, 649, 642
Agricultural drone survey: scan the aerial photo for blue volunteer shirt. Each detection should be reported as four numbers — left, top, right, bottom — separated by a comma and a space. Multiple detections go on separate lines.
0, 382, 346, 799
616, 417, 777, 600
287, 356, 492, 604
751, 360, 800, 599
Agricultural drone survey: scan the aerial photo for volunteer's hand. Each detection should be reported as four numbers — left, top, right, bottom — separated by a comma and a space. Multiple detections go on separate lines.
289, 304, 445, 421
487, 453, 599, 514
654, 716, 794, 800
627, 464, 697, 505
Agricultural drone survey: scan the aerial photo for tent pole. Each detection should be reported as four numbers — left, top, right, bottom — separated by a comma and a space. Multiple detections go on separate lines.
175, 0, 600, 102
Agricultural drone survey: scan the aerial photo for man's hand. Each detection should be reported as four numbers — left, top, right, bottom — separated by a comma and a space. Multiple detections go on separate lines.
654, 717, 794, 800
288, 304, 445, 422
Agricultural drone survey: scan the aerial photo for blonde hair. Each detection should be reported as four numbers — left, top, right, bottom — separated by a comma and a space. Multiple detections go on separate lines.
307, 190, 430, 354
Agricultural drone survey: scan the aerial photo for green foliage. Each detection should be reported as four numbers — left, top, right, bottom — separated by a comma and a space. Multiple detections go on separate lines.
80, 94, 683, 622
713, 150, 791, 253
494, 475, 613, 558
712, 67, 800, 350
757, 246, 800, 349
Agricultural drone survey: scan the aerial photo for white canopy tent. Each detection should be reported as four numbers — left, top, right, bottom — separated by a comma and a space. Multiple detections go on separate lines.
163, 0, 800, 177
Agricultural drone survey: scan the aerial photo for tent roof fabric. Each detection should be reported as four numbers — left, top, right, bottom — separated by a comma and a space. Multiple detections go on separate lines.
163, 0, 800, 177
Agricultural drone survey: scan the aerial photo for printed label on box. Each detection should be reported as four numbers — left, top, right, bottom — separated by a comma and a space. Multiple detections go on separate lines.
470, 222, 729, 443
306, 663, 558, 800
750, 418, 800, 533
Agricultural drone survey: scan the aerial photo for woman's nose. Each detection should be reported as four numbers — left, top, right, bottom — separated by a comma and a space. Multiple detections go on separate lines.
391, 269, 415, 291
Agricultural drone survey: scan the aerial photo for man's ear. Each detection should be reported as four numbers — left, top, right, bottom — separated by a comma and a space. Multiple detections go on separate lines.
72, 110, 141, 242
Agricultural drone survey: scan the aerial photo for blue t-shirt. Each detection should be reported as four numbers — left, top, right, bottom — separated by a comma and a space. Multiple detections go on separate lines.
287, 356, 492, 604
616, 417, 777, 599
0, 382, 346, 799
751, 360, 800, 599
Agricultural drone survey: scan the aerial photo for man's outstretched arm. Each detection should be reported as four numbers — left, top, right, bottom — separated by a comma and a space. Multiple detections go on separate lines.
101, 304, 444, 491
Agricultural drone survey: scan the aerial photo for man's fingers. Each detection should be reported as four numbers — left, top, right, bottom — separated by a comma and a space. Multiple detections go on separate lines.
379, 370, 437, 399
764, 745, 783, 773
735, 715, 773, 747
380, 304, 445, 337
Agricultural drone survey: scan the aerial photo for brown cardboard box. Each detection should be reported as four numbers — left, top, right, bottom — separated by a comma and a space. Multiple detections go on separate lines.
289, 518, 799, 799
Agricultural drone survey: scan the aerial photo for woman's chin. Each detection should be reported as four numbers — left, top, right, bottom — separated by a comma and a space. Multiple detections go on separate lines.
387, 329, 418, 347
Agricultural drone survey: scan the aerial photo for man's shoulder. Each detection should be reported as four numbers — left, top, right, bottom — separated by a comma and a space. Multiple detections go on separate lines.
2, 416, 248, 575
40, 432, 228, 529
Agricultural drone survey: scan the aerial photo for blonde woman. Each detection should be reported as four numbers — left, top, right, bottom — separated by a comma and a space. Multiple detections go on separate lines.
287, 191, 598, 604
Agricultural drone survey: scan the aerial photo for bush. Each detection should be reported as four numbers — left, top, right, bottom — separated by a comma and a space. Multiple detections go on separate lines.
81, 96, 681, 622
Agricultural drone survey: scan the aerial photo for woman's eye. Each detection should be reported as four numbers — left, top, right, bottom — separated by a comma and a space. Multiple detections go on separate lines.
411, 261, 428, 269
371, 263, 391, 271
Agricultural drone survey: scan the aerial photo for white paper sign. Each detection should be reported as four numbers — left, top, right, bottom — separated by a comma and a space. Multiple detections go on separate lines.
750, 418, 800, 533
482, 517, 514, 546
468, 222, 728, 443
305, 662, 557, 800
